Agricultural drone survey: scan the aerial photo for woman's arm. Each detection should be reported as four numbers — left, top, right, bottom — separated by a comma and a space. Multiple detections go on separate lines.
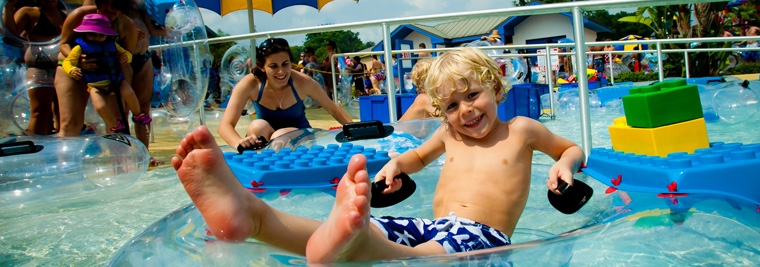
295, 72, 352, 124
219, 74, 257, 147
3, 2, 25, 37
59, 7, 95, 57
117, 14, 138, 54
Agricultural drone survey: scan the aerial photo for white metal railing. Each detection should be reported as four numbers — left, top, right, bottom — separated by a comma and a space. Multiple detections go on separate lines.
152, 0, 731, 158
332, 34, 760, 120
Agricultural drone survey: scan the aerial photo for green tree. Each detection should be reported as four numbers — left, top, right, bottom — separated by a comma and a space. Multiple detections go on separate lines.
585, 10, 653, 40
209, 29, 237, 69
618, 3, 730, 77
303, 29, 375, 61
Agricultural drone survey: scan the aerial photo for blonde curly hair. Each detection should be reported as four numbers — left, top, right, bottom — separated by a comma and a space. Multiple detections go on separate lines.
411, 58, 433, 94
424, 47, 510, 120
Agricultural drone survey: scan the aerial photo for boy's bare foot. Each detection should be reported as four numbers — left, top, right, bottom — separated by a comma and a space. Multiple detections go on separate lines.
172, 126, 256, 241
305, 154, 373, 263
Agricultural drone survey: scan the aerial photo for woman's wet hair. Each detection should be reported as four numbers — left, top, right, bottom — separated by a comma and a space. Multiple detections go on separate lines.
253, 38, 293, 80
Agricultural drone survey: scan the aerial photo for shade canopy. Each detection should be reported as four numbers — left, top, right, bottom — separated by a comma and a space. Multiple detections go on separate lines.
195, 0, 343, 16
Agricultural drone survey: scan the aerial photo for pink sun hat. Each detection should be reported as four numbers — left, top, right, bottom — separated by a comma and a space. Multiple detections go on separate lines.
74, 14, 118, 36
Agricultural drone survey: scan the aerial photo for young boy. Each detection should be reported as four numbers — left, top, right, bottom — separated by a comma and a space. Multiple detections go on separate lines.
172, 47, 583, 263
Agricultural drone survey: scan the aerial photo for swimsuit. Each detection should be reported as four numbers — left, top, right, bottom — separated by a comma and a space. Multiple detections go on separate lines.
130, 52, 151, 73
253, 77, 311, 131
29, 10, 65, 37
370, 212, 511, 254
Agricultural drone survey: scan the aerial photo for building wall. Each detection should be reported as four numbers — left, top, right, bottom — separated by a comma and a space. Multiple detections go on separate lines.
513, 14, 598, 46
403, 31, 431, 51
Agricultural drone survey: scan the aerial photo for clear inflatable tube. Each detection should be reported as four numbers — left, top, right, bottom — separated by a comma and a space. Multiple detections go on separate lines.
219, 44, 250, 100
108, 159, 760, 265
159, 0, 212, 117
106, 119, 760, 266
0, 134, 150, 204
0, 0, 71, 46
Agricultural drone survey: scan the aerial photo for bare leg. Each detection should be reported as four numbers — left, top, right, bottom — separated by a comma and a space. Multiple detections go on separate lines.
90, 89, 119, 129
131, 60, 159, 165
306, 155, 446, 263
54, 67, 89, 136
26, 86, 56, 135
246, 119, 275, 140
271, 127, 298, 140
119, 81, 142, 116
172, 126, 323, 254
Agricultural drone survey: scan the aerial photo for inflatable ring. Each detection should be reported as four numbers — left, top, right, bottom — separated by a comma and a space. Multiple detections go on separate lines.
220, 44, 250, 83
160, 0, 212, 117
0, 134, 150, 204
0, 0, 70, 47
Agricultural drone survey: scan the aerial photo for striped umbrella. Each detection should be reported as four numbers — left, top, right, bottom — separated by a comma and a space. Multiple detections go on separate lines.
196, 0, 347, 16
189, 0, 356, 64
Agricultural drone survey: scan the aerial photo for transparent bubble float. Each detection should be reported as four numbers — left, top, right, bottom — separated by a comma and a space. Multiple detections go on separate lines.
160, 0, 212, 117
712, 83, 760, 124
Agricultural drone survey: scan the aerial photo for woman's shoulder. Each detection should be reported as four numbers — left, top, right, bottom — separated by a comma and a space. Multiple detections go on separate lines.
68, 5, 97, 20
16, 6, 40, 17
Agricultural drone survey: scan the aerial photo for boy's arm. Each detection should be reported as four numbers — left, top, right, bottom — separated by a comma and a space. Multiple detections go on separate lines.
62, 46, 83, 76
375, 126, 446, 192
522, 118, 585, 194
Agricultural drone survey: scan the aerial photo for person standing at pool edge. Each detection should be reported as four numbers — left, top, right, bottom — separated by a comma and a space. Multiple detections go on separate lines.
172, 47, 583, 263
55, 0, 138, 135
218, 38, 352, 150
3, 0, 66, 135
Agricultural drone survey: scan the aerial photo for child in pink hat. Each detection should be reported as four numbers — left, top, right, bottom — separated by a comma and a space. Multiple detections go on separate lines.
62, 13, 151, 133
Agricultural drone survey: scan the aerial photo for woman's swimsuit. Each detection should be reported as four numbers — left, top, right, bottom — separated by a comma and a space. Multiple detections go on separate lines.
29, 9, 64, 37
130, 52, 151, 73
253, 77, 311, 131
25, 9, 66, 89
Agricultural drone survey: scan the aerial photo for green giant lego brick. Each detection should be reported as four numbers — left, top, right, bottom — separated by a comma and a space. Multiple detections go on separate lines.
622, 84, 703, 128
657, 79, 687, 89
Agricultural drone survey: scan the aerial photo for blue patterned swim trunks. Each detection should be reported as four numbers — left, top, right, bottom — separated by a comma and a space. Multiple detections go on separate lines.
369, 212, 511, 253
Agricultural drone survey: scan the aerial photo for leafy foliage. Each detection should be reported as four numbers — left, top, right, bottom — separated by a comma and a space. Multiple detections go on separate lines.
725, 62, 760, 75
297, 29, 375, 62
208, 29, 237, 69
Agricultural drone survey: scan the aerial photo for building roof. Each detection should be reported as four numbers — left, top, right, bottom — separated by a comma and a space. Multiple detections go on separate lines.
410, 17, 510, 39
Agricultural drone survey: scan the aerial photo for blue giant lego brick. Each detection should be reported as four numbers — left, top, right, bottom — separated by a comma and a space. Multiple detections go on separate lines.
224, 143, 391, 193
597, 85, 636, 106
582, 142, 760, 205
498, 83, 545, 120
686, 77, 725, 85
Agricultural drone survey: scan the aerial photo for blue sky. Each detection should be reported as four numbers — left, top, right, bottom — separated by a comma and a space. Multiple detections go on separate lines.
198, 0, 634, 48
199, 0, 515, 47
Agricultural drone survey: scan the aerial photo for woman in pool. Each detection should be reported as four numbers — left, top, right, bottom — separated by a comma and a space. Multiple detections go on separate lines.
218, 38, 352, 151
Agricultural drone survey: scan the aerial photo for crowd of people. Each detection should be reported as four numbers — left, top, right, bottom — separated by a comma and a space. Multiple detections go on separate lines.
2, 0, 165, 166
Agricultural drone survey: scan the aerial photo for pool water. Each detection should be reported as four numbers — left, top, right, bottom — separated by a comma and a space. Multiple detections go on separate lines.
2, 83, 760, 266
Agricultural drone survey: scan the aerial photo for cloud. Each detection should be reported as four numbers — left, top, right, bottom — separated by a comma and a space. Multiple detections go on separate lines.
201, 0, 522, 47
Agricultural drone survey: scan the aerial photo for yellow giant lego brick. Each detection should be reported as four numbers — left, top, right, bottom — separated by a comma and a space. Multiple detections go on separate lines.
609, 117, 709, 157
